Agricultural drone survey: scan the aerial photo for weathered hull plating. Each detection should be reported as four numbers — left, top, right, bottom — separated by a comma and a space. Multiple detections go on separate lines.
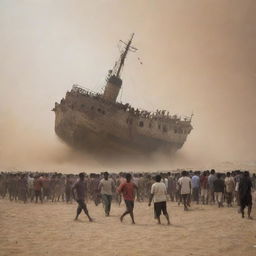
53, 89, 192, 156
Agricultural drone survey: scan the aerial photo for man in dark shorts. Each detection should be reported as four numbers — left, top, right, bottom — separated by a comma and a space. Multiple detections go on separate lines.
72, 173, 93, 222
117, 173, 137, 224
149, 175, 170, 225
239, 171, 253, 219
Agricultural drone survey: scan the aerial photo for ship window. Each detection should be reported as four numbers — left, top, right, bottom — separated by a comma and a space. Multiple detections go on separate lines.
139, 121, 144, 127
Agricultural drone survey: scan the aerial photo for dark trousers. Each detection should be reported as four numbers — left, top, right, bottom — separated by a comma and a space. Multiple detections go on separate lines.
77, 199, 88, 215
102, 194, 112, 215
192, 187, 200, 203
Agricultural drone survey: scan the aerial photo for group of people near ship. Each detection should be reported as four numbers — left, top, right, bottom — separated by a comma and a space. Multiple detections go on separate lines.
68, 85, 190, 124
0, 169, 255, 223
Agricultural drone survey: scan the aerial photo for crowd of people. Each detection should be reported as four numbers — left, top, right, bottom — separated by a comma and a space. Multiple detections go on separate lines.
69, 84, 190, 123
0, 169, 255, 223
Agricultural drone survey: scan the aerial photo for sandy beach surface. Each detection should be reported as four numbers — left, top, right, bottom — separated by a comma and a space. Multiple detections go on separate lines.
0, 197, 256, 256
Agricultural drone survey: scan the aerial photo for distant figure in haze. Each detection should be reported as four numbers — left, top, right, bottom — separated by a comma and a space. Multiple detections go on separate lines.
72, 173, 93, 222
149, 174, 170, 225
239, 171, 253, 219
200, 171, 208, 205
117, 173, 137, 224
191, 172, 200, 204
224, 172, 235, 207
34, 175, 43, 203
213, 173, 225, 208
178, 171, 191, 211
98, 172, 115, 216
208, 169, 217, 204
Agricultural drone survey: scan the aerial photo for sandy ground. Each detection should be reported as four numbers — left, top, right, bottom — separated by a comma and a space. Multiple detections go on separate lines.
0, 197, 256, 256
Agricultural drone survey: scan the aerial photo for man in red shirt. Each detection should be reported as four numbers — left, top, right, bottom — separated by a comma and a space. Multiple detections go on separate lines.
117, 173, 137, 224
34, 175, 43, 203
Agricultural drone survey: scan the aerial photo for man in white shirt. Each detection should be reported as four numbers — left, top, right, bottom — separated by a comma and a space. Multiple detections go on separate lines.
98, 172, 115, 216
149, 175, 170, 225
178, 171, 191, 211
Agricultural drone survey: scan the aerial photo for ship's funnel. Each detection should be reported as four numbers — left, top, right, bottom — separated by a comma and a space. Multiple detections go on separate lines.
103, 75, 122, 103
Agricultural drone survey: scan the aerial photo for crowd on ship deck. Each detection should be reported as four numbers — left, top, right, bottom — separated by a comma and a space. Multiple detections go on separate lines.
64, 85, 191, 124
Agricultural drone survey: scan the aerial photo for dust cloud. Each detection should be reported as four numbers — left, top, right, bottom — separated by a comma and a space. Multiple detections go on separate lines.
0, 0, 256, 172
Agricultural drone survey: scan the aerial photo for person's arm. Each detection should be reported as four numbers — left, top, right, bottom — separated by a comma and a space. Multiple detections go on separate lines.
148, 184, 154, 206
148, 193, 154, 206
111, 180, 116, 193
98, 180, 103, 191
117, 183, 123, 194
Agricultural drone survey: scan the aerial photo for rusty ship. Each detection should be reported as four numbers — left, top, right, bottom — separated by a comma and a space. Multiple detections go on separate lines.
53, 34, 193, 156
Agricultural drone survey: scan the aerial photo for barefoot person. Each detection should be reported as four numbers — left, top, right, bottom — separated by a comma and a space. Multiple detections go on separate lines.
178, 171, 191, 211
72, 173, 93, 222
149, 174, 170, 225
117, 173, 137, 224
98, 172, 115, 216
239, 171, 253, 219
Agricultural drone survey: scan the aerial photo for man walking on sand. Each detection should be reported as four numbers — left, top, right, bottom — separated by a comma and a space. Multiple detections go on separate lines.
72, 173, 93, 222
99, 172, 115, 216
239, 171, 253, 219
149, 174, 170, 225
117, 173, 137, 224
178, 171, 191, 211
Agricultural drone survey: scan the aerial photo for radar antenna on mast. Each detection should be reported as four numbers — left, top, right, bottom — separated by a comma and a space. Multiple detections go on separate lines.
114, 33, 137, 78
103, 34, 137, 103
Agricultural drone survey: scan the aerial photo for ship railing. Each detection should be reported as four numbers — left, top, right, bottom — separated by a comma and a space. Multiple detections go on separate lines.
71, 84, 192, 123
72, 84, 100, 97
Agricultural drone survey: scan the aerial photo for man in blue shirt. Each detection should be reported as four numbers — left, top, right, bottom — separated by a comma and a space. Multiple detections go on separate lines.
191, 172, 200, 204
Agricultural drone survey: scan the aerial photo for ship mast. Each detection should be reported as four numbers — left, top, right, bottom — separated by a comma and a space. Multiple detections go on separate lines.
103, 34, 136, 103
116, 33, 135, 78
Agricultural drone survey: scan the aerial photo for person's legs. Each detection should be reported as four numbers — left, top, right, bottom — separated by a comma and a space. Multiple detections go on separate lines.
35, 190, 39, 203
201, 189, 206, 204
120, 200, 130, 222
226, 192, 230, 207
121, 200, 135, 224
39, 191, 43, 203
182, 194, 188, 210
154, 202, 161, 224
187, 194, 191, 207
162, 202, 170, 225
241, 205, 245, 218
75, 200, 92, 221
81, 201, 93, 221
102, 194, 109, 216
107, 195, 112, 215
129, 201, 135, 224
248, 204, 252, 219
75, 201, 83, 220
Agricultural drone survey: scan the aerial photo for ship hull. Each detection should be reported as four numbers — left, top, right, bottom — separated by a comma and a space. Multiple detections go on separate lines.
53, 90, 192, 157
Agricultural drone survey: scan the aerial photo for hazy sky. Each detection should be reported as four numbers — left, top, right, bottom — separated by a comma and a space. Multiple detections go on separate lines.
0, 0, 255, 171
